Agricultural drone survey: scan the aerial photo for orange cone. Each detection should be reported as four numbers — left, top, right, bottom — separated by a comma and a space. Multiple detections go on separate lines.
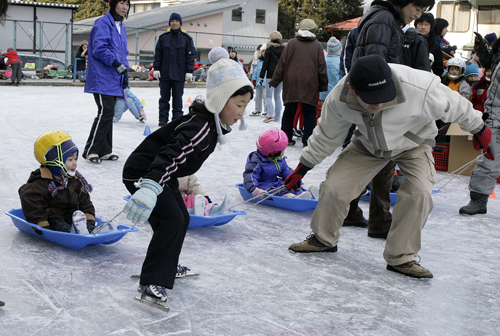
187, 97, 192, 103
489, 190, 497, 199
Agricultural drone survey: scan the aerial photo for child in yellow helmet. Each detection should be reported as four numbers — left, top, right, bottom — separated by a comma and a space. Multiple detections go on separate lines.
19, 131, 96, 233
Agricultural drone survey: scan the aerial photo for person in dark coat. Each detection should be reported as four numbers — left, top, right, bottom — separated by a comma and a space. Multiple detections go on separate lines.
153, 13, 196, 126
259, 31, 286, 123
349, 0, 435, 239
415, 12, 444, 77
474, 32, 500, 74
269, 19, 328, 147
83, 0, 130, 163
401, 26, 431, 71
340, 27, 358, 78
75, 42, 88, 81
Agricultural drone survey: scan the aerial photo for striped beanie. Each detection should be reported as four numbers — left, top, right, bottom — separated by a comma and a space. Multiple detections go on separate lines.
327, 37, 342, 55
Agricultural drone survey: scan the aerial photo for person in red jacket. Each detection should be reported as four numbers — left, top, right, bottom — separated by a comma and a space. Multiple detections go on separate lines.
1, 47, 22, 86
471, 68, 492, 113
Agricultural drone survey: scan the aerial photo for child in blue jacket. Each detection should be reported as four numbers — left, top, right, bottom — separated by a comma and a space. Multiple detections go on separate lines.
243, 129, 312, 198
318, 37, 342, 121
250, 46, 267, 116
114, 87, 146, 122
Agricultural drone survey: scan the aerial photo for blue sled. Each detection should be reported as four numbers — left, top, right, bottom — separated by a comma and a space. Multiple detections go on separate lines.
5, 208, 138, 250
360, 189, 441, 206
123, 195, 245, 230
235, 183, 317, 212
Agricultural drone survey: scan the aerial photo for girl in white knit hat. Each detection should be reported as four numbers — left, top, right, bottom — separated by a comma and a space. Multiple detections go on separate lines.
122, 48, 253, 309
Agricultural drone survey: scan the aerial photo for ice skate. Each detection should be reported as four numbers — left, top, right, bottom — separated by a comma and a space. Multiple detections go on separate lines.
71, 210, 89, 234
134, 284, 170, 312
176, 264, 200, 278
131, 264, 200, 279
193, 194, 206, 216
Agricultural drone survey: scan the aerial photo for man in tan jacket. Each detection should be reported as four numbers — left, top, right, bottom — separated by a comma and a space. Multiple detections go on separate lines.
285, 55, 493, 279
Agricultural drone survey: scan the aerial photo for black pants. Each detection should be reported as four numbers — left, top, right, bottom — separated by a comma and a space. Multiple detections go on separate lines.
124, 180, 190, 289
345, 161, 395, 234
282, 102, 317, 145
11, 61, 22, 84
48, 215, 71, 232
83, 94, 116, 158
159, 79, 185, 123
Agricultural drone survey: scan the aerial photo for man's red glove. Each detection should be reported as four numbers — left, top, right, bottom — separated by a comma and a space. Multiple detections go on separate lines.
473, 125, 495, 160
285, 163, 311, 190
252, 79, 256, 86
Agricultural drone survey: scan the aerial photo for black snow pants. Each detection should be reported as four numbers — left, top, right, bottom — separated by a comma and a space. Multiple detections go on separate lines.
124, 180, 190, 289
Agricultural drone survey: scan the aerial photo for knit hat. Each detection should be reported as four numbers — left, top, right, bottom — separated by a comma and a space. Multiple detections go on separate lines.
465, 63, 479, 78
169, 12, 182, 25
208, 47, 229, 63
269, 31, 282, 41
327, 37, 342, 55
348, 55, 396, 105
45, 140, 78, 177
485, 32, 497, 45
298, 19, 317, 32
442, 45, 455, 60
205, 57, 253, 143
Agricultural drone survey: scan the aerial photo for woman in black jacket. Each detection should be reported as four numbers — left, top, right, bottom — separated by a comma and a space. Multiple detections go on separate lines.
260, 31, 285, 123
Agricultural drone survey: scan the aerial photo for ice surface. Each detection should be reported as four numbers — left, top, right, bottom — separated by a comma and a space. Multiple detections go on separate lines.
1, 86, 499, 335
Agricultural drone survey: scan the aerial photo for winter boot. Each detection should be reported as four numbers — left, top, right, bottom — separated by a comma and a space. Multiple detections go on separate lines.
209, 194, 235, 215
250, 110, 261, 116
193, 194, 206, 216
295, 191, 312, 199
459, 191, 489, 215
387, 260, 433, 279
71, 210, 89, 234
289, 233, 338, 253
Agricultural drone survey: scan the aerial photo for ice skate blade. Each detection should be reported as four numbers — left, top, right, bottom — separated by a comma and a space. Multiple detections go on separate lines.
134, 296, 170, 312
131, 272, 200, 279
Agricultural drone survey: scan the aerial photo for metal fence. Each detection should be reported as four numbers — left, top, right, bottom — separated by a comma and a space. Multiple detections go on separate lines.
1, 18, 269, 71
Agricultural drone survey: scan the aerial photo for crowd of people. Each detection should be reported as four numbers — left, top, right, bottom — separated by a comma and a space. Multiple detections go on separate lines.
3, 0, 500, 311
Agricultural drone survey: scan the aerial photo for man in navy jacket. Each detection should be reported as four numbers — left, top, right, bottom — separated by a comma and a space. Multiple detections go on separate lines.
153, 13, 196, 126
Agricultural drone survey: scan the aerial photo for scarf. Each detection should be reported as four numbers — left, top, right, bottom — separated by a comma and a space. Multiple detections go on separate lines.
48, 171, 93, 197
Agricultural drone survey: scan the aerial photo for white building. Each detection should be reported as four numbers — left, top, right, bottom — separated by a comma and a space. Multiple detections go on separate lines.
74, 0, 279, 65
1, 0, 79, 65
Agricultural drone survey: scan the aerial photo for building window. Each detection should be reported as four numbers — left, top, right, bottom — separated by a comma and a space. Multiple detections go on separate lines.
437, 1, 470, 32
232, 7, 242, 22
478, 6, 500, 24
256, 9, 265, 24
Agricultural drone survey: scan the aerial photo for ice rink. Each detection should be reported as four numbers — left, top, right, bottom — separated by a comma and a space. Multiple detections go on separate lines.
1, 86, 499, 335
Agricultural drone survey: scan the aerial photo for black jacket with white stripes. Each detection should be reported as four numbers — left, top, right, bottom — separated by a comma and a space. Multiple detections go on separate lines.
122, 110, 228, 190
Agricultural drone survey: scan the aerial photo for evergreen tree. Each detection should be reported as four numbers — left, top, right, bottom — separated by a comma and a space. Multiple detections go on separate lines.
44, 0, 108, 22
278, 0, 363, 42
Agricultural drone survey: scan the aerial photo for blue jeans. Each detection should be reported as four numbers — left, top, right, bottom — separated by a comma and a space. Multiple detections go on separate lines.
114, 97, 141, 121
266, 82, 283, 120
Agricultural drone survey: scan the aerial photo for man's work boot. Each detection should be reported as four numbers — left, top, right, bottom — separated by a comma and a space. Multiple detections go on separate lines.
289, 233, 338, 253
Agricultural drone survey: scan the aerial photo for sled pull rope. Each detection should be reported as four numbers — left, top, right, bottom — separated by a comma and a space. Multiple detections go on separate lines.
435, 156, 479, 191
210, 185, 289, 215
91, 210, 124, 234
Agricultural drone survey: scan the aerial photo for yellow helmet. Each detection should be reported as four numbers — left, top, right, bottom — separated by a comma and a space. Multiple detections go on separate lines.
34, 130, 72, 165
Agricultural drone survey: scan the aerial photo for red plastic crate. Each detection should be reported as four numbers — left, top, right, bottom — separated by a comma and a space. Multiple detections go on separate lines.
432, 147, 449, 171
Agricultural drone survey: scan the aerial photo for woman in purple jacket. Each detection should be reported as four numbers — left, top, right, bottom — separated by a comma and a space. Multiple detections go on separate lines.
82, 0, 130, 164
